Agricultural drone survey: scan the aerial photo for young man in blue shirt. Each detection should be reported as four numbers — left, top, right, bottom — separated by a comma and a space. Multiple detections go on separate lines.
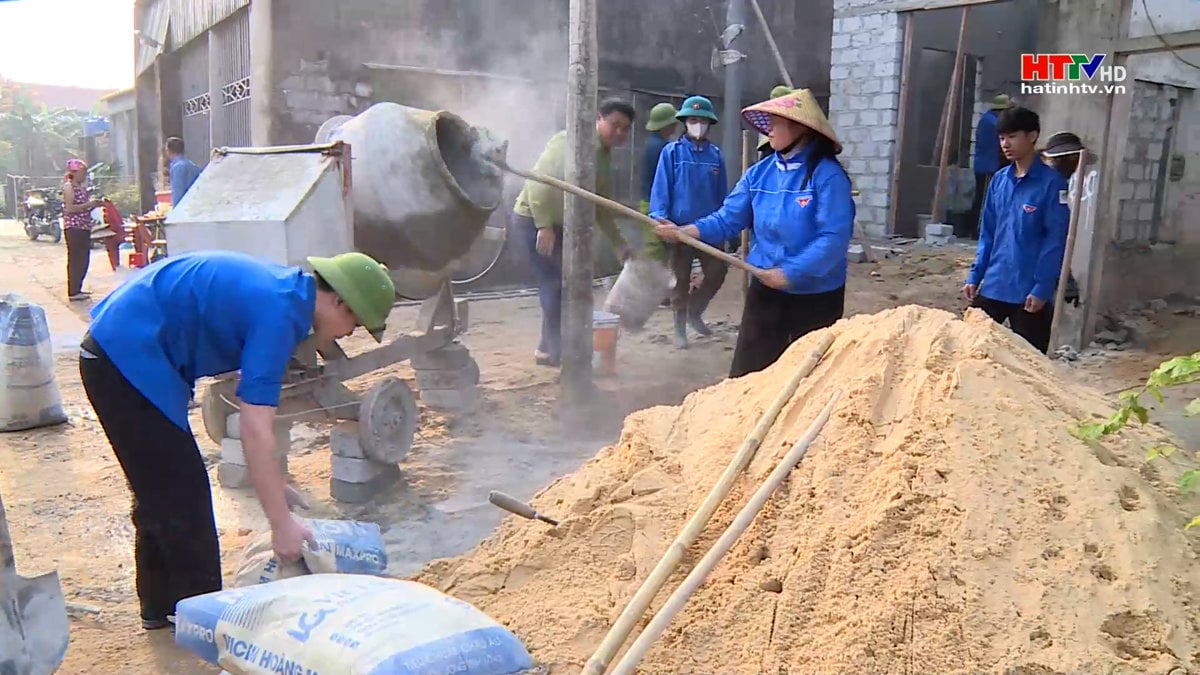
166, 136, 202, 206
79, 250, 395, 629
964, 106, 1070, 354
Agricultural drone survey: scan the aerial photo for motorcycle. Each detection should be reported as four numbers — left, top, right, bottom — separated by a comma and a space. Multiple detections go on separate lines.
22, 188, 63, 243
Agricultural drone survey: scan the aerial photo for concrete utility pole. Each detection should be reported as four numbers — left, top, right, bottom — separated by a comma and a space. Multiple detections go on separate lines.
561, 0, 599, 406
721, 0, 747, 189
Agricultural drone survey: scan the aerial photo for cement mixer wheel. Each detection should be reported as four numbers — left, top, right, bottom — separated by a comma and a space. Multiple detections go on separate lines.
359, 377, 419, 464
201, 379, 240, 445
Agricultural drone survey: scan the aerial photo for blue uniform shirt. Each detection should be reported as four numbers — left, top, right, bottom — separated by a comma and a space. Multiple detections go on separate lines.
693, 144, 855, 295
974, 110, 1001, 174
640, 135, 670, 203
967, 158, 1070, 305
648, 137, 728, 226
169, 156, 202, 206
88, 251, 316, 431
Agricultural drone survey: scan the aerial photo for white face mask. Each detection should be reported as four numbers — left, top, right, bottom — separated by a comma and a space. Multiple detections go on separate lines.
686, 120, 710, 140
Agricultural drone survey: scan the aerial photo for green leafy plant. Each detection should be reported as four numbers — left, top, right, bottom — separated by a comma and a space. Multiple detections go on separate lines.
1070, 352, 1200, 530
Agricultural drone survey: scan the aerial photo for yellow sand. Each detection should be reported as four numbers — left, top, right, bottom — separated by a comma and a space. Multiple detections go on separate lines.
418, 306, 1200, 674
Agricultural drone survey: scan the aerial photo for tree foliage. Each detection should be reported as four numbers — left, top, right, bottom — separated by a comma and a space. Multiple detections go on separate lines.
0, 78, 85, 179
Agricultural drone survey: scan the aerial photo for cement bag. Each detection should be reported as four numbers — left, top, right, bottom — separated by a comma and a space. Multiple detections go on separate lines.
603, 258, 674, 333
175, 574, 535, 675
235, 519, 388, 587
0, 294, 67, 432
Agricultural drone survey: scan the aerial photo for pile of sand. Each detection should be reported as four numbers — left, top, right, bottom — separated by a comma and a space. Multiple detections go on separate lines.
418, 306, 1200, 674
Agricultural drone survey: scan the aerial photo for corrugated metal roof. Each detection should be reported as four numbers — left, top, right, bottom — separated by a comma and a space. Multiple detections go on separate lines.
168, 0, 250, 51
135, 0, 169, 76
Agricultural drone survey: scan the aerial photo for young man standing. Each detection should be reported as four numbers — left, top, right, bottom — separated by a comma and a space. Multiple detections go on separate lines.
963, 106, 1070, 354
649, 95, 729, 349
512, 98, 637, 367
165, 136, 202, 206
80, 250, 396, 629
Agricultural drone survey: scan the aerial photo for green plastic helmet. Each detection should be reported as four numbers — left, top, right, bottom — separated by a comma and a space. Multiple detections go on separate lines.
770, 85, 794, 99
676, 96, 718, 124
307, 252, 395, 342
645, 102, 678, 131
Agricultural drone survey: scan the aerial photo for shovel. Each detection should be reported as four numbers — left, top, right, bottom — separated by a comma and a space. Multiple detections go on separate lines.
0, 485, 69, 674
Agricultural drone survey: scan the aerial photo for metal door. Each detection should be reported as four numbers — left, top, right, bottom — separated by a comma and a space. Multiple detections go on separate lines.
210, 8, 252, 149
178, 37, 211, 167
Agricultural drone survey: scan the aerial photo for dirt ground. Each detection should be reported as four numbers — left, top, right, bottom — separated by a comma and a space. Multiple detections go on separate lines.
0, 218, 1193, 673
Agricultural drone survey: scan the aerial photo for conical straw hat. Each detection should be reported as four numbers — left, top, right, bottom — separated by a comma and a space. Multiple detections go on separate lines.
743, 88, 842, 154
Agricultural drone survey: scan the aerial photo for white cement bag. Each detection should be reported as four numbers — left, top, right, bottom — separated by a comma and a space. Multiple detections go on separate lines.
175, 574, 535, 675
0, 294, 67, 432
603, 258, 674, 333
235, 519, 388, 587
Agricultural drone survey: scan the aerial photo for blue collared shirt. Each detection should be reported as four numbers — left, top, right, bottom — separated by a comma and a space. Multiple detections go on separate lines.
170, 156, 202, 206
692, 144, 855, 295
974, 110, 1001, 174
648, 137, 728, 226
967, 158, 1070, 305
88, 251, 316, 430
641, 134, 670, 202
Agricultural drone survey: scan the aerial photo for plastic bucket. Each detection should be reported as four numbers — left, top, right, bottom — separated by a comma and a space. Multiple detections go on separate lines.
593, 310, 620, 375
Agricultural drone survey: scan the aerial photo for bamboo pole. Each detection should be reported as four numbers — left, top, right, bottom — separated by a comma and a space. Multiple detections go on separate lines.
501, 163, 764, 275
609, 389, 844, 675
740, 129, 756, 292
886, 12, 914, 234
1048, 149, 1089, 352
749, 0, 793, 88
580, 333, 836, 675
929, 7, 970, 227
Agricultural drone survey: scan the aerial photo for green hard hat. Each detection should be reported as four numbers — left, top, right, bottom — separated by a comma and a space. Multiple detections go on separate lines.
307, 251, 395, 342
676, 95, 718, 123
646, 102, 678, 131
770, 85, 794, 99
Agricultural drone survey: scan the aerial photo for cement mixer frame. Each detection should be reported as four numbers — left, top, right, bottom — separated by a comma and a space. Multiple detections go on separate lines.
168, 103, 505, 502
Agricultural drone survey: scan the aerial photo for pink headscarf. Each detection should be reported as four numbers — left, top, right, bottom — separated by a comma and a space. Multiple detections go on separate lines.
65, 158, 86, 182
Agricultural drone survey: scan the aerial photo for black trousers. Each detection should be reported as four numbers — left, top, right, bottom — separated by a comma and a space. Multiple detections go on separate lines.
65, 227, 91, 296
78, 335, 221, 621
730, 281, 845, 378
973, 295, 1053, 354
669, 244, 727, 315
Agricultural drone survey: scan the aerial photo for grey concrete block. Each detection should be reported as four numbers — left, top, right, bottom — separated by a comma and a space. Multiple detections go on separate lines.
872, 60, 899, 78
869, 159, 891, 174
330, 420, 366, 459
831, 33, 851, 49
852, 32, 872, 47
420, 388, 481, 412
830, 65, 851, 81
859, 110, 880, 126
411, 343, 472, 370
851, 64, 874, 81
846, 244, 868, 263
866, 192, 888, 208
332, 455, 391, 484
840, 15, 863, 31
415, 366, 479, 391
226, 413, 241, 439
926, 222, 955, 237
871, 94, 897, 110
217, 462, 251, 489
221, 438, 245, 465
925, 233, 957, 246
1126, 163, 1144, 180
870, 127, 894, 142
1138, 202, 1155, 220
330, 465, 402, 504
861, 78, 882, 95
1135, 183, 1154, 200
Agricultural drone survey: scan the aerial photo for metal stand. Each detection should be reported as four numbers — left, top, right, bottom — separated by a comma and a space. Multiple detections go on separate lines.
202, 280, 479, 502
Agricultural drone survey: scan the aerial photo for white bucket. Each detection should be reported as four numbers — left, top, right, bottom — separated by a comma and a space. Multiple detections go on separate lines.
0, 295, 67, 432
603, 259, 674, 333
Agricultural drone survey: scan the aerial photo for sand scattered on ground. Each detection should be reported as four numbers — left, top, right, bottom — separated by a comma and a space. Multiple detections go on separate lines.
418, 305, 1200, 675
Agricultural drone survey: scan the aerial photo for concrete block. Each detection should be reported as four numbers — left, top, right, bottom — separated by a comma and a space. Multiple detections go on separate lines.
411, 343, 472, 370
852, 32, 872, 47
847, 128, 871, 144
877, 24, 902, 44
830, 65, 851, 80
217, 462, 251, 489
415, 365, 480, 391
869, 159, 891, 174
861, 79, 882, 95
332, 455, 391, 484
831, 33, 851, 49
330, 465, 401, 504
1120, 201, 1140, 221
857, 110, 878, 126
221, 438, 245, 465
870, 126, 894, 142
866, 192, 888, 208
851, 64, 875, 81
846, 244, 868, 263
840, 15, 863, 31
926, 222, 955, 237
226, 413, 241, 439
1126, 163, 1144, 180
871, 94, 897, 110
330, 420, 366, 459
848, 158, 869, 174
836, 111, 858, 127
925, 233, 957, 246
1138, 202, 1155, 220
862, 12, 882, 29
872, 60, 899, 78
1135, 182, 1154, 200
420, 388, 481, 412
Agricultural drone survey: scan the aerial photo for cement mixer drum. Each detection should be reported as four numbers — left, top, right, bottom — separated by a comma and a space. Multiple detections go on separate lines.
324, 103, 507, 297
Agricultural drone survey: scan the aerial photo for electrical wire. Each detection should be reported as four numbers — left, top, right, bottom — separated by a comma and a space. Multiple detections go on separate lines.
1137, 0, 1200, 70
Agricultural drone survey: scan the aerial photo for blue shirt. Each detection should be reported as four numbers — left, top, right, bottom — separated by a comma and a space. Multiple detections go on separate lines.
88, 251, 316, 430
640, 135, 670, 202
693, 144, 855, 295
169, 156, 202, 206
648, 137, 728, 226
967, 158, 1070, 305
974, 110, 1001, 174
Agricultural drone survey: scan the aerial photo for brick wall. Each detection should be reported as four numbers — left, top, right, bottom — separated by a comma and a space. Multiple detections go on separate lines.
1117, 80, 1178, 243
828, 1, 904, 237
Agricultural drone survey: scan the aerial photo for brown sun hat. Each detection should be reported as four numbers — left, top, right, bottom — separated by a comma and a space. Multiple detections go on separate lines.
742, 88, 842, 154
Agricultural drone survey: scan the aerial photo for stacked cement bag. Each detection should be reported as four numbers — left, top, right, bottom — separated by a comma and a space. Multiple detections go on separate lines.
0, 294, 67, 432
234, 518, 388, 587
175, 574, 535, 675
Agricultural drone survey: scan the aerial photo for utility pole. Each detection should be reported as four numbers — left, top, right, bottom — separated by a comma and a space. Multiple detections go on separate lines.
721, 0, 747, 189
561, 0, 598, 407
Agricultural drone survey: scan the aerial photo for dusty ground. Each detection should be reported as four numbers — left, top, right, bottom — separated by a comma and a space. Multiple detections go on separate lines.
0, 219, 1192, 673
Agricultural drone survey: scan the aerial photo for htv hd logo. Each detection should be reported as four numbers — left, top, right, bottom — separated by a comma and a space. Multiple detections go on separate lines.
1020, 54, 1127, 95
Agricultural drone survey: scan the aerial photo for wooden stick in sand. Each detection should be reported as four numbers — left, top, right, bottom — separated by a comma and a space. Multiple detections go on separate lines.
1048, 149, 1089, 352
499, 162, 764, 276
609, 389, 844, 675
581, 333, 837, 675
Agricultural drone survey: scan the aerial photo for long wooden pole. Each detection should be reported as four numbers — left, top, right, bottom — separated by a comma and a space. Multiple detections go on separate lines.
749, 0, 793, 88
740, 129, 755, 291
929, 7, 969, 227
580, 334, 836, 675
1048, 149, 1089, 352
502, 163, 764, 275
609, 389, 844, 675
886, 12, 914, 234
561, 0, 599, 406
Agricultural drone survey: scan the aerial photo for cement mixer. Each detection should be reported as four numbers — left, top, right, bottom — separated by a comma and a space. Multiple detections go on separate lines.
166, 103, 507, 503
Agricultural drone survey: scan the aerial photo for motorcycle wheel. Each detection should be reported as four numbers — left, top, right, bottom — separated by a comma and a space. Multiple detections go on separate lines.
25, 219, 38, 241
50, 222, 62, 244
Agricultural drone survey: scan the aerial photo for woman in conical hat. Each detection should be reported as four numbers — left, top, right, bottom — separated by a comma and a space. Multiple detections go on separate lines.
654, 88, 855, 378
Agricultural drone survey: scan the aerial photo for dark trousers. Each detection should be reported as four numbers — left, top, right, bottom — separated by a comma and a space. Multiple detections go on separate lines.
730, 281, 845, 378
669, 244, 727, 315
516, 213, 564, 361
968, 172, 995, 239
66, 227, 91, 296
78, 335, 221, 620
973, 295, 1053, 354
